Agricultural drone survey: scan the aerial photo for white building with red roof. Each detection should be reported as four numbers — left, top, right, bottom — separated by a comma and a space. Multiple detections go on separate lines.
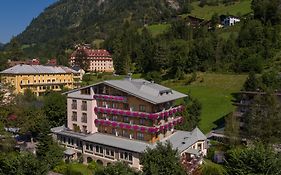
70, 44, 114, 72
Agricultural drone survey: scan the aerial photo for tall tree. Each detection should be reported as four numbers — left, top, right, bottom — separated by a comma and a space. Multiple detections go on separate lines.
224, 113, 240, 146
43, 92, 67, 128
251, 0, 281, 25
36, 113, 64, 170
74, 48, 89, 71
140, 142, 186, 175
243, 72, 260, 91
225, 144, 281, 175
176, 96, 202, 131
245, 93, 281, 144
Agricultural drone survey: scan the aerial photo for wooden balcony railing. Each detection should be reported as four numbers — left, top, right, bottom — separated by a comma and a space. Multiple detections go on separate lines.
94, 105, 184, 120
93, 94, 127, 102
94, 117, 183, 134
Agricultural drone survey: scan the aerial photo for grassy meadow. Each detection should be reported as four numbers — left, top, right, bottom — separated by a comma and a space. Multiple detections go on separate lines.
146, 24, 171, 37
189, 0, 252, 20
163, 73, 247, 133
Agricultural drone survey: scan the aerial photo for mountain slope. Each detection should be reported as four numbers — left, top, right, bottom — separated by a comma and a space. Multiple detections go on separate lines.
16, 0, 182, 45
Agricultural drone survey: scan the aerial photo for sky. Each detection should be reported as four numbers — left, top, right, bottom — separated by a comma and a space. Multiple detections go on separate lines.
0, 0, 57, 44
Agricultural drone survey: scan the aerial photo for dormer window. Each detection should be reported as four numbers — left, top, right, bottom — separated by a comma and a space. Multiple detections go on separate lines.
81, 88, 90, 95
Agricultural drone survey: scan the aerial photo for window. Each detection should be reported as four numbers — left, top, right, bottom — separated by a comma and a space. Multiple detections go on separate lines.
73, 124, 78, 131
102, 114, 107, 119
123, 116, 129, 123
105, 148, 115, 159
122, 130, 130, 138
120, 151, 133, 162
107, 102, 112, 108
82, 101, 87, 111
82, 125, 87, 133
197, 143, 202, 150
81, 88, 90, 95
137, 132, 144, 140
62, 136, 66, 143
130, 105, 136, 111
124, 104, 129, 110
139, 105, 146, 112
86, 143, 93, 151
102, 101, 107, 107
139, 118, 145, 125
77, 140, 83, 148
72, 111, 77, 121
95, 145, 103, 154
112, 128, 116, 135
72, 99, 77, 109
112, 103, 117, 109
82, 113, 87, 123
112, 116, 118, 121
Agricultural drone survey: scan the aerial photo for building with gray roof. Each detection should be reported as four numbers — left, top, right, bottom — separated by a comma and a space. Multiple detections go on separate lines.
0, 64, 78, 74
51, 77, 207, 171
0, 64, 80, 96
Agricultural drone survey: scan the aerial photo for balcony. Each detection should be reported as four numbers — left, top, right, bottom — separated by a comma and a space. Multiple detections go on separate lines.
20, 81, 66, 86
94, 94, 127, 102
94, 117, 183, 134
94, 105, 184, 120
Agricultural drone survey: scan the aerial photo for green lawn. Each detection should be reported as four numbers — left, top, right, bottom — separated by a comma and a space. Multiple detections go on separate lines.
189, 0, 252, 20
146, 24, 171, 37
163, 73, 247, 133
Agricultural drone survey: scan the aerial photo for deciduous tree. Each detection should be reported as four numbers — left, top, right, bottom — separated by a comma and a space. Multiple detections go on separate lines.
140, 142, 186, 175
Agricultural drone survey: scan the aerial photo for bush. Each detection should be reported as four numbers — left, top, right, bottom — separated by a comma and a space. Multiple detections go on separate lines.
184, 72, 197, 85
53, 162, 68, 174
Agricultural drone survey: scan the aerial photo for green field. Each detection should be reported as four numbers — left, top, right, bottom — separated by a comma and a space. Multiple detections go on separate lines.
163, 73, 247, 133
146, 24, 171, 37
189, 0, 252, 20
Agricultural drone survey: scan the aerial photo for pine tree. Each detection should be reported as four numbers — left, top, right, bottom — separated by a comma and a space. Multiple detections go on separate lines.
245, 93, 281, 144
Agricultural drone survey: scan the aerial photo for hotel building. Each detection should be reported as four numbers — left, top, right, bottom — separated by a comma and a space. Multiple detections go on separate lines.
0, 64, 81, 96
51, 78, 207, 171
70, 45, 114, 72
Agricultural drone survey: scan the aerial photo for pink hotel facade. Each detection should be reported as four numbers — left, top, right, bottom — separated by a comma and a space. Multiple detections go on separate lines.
51, 78, 207, 171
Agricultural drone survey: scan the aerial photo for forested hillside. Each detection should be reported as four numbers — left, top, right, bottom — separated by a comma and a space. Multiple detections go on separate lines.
7, 0, 186, 60
1, 0, 281, 75
17, 0, 181, 44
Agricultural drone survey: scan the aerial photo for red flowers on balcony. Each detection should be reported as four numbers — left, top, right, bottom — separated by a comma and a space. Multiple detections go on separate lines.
94, 94, 127, 102
94, 117, 183, 134
94, 105, 184, 120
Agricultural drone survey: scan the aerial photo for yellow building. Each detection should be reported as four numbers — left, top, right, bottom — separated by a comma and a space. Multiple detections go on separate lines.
0, 64, 81, 96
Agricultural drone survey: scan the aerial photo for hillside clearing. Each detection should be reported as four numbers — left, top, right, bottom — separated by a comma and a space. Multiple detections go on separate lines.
189, 0, 252, 20
163, 73, 247, 133
146, 24, 171, 37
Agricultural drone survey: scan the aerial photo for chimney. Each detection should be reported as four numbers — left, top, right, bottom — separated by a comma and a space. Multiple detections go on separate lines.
125, 73, 132, 81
